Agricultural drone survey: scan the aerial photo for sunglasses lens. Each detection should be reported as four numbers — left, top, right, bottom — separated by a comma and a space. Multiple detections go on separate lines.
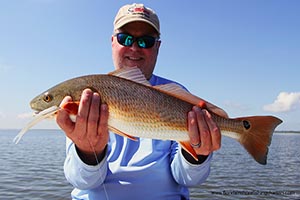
117, 33, 134, 46
137, 40, 146, 48
137, 36, 156, 48
116, 33, 157, 48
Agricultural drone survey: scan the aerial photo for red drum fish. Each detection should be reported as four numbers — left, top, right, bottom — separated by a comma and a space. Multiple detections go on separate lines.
14, 67, 282, 165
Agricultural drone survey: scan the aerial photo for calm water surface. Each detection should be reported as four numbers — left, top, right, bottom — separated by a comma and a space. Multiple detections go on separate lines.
0, 130, 299, 200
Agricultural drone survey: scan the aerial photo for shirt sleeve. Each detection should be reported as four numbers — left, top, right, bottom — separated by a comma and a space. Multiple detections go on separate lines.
170, 142, 212, 187
63, 137, 108, 190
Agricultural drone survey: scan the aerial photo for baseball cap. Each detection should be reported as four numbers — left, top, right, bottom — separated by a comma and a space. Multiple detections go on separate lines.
113, 3, 160, 35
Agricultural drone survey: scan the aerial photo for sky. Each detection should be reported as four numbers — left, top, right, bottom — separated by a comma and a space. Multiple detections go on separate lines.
0, 0, 299, 131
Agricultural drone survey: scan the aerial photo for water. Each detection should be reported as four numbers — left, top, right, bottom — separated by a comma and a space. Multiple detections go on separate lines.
190, 132, 300, 200
0, 130, 72, 200
0, 130, 299, 200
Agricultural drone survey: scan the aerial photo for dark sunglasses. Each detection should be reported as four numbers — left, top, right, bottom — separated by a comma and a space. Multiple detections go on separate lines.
115, 33, 159, 49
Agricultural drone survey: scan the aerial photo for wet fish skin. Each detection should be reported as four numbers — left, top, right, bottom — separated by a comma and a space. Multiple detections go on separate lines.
31, 74, 195, 141
27, 67, 282, 165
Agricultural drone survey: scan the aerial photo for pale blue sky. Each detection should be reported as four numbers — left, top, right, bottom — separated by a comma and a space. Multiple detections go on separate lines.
0, 0, 299, 130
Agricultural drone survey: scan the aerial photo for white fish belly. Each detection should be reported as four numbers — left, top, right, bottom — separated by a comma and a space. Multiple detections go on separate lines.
108, 115, 189, 141
221, 130, 240, 140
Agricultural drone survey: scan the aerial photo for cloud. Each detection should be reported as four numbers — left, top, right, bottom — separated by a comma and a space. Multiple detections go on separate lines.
0, 59, 13, 72
263, 92, 300, 112
0, 112, 5, 119
0, 64, 9, 71
17, 112, 34, 119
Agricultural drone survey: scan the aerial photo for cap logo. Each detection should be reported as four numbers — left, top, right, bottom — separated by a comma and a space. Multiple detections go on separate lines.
128, 6, 150, 18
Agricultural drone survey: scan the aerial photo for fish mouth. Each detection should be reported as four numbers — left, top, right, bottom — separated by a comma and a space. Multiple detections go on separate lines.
33, 109, 45, 116
38, 106, 60, 116
33, 110, 40, 115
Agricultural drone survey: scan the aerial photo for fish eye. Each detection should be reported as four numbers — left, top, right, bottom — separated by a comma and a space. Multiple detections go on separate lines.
43, 93, 53, 103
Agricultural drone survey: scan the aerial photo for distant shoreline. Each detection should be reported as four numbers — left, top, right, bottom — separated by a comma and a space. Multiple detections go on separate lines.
275, 130, 300, 134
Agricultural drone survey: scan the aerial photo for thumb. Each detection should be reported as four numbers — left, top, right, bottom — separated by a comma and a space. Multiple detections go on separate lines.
56, 96, 75, 134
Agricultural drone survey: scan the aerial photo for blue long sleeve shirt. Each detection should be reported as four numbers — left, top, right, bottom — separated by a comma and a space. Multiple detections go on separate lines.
64, 74, 212, 200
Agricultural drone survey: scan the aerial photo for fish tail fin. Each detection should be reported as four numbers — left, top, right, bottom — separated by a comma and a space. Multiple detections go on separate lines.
235, 116, 282, 165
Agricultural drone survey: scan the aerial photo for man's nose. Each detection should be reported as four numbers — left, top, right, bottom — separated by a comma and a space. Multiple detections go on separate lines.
130, 41, 140, 50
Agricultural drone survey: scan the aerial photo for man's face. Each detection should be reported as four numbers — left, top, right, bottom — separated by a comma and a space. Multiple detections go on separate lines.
112, 21, 160, 79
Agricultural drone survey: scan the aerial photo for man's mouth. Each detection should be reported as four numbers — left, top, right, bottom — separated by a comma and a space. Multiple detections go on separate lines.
126, 56, 143, 61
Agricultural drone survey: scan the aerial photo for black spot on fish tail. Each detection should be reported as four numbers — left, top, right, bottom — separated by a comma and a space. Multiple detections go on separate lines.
243, 120, 251, 130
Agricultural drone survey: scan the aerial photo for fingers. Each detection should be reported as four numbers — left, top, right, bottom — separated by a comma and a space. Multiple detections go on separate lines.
188, 106, 221, 156
74, 89, 94, 139
188, 111, 200, 147
98, 104, 109, 137
86, 92, 101, 138
56, 96, 74, 133
86, 92, 109, 148
204, 110, 221, 151
59, 96, 73, 107
57, 88, 109, 155
195, 107, 212, 155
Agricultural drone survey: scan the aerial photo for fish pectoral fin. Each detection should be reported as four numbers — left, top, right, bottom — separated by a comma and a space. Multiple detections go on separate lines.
61, 101, 80, 115
179, 141, 198, 161
108, 126, 138, 141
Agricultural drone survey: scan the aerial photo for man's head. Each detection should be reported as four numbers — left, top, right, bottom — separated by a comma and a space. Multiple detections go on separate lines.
111, 3, 161, 79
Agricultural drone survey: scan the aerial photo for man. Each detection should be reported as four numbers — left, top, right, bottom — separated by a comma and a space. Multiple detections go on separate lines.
57, 3, 226, 200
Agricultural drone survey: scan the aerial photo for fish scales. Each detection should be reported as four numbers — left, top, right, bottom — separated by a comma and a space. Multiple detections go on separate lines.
98, 75, 193, 141
16, 67, 282, 165
38, 74, 192, 141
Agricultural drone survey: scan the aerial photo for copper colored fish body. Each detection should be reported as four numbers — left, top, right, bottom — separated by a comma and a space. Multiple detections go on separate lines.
20, 67, 282, 165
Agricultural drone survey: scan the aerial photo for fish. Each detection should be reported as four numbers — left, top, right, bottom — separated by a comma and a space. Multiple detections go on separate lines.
14, 67, 282, 165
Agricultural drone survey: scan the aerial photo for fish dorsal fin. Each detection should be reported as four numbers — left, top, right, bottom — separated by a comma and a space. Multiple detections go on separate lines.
110, 67, 228, 118
109, 67, 151, 86
154, 83, 206, 107
154, 83, 229, 118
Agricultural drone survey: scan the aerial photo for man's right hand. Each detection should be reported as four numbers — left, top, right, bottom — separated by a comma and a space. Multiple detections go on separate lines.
56, 88, 109, 165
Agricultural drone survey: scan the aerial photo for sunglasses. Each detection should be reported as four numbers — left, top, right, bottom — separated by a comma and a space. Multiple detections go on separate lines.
115, 33, 159, 49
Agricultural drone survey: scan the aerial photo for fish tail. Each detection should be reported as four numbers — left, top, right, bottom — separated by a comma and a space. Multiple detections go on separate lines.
235, 116, 282, 165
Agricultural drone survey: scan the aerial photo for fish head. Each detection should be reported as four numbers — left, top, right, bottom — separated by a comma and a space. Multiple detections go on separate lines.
30, 87, 69, 113
29, 79, 84, 113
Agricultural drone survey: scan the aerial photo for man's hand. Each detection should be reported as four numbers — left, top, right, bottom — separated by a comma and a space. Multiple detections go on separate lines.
184, 106, 222, 164
56, 88, 109, 165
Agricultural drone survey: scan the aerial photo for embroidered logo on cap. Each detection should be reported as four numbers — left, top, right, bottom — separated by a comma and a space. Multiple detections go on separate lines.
128, 5, 150, 18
